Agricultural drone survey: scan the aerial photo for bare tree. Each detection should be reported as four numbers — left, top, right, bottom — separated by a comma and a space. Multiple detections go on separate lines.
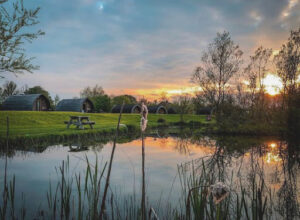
191, 31, 243, 112
274, 27, 300, 108
80, 84, 105, 98
159, 91, 169, 104
1, 81, 18, 99
54, 94, 60, 107
245, 46, 272, 114
0, 0, 44, 78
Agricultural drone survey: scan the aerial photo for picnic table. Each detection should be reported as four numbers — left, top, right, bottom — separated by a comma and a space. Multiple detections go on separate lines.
64, 116, 95, 129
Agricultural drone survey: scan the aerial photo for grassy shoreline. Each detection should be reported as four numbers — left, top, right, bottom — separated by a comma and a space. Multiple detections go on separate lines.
0, 111, 284, 147
0, 111, 213, 145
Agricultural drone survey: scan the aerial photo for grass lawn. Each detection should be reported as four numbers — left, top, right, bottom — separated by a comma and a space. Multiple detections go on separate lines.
0, 111, 212, 139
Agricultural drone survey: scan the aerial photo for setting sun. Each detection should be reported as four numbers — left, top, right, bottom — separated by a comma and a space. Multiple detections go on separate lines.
263, 74, 283, 96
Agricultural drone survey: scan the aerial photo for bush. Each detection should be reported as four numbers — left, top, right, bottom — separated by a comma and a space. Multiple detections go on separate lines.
157, 118, 166, 123
216, 102, 248, 132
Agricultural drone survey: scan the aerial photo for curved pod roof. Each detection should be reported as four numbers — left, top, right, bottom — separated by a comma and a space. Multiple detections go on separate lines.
111, 104, 141, 113
56, 98, 94, 112
148, 105, 168, 114
1, 94, 50, 111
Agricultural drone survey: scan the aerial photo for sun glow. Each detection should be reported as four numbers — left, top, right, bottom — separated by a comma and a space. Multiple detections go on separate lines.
166, 87, 201, 95
113, 86, 200, 101
111, 73, 285, 101
264, 142, 282, 164
242, 74, 283, 96
263, 74, 283, 96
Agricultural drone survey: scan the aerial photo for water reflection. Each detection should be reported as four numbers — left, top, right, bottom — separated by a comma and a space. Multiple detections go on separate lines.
0, 130, 299, 219
69, 144, 88, 152
264, 142, 282, 164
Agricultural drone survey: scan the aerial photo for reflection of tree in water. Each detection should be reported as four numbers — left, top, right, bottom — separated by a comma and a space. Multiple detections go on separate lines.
69, 143, 88, 152
202, 136, 252, 182
67, 142, 104, 153
174, 137, 191, 155
0, 131, 140, 159
177, 135, 300, 219
0, 144, 48, 158
276, 139, 300, 219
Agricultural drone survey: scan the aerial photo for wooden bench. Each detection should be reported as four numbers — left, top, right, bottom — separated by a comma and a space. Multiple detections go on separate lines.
82, 121, 95, 129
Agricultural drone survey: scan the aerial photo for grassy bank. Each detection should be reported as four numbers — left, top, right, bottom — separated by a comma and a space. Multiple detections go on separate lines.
0, 111, 212, 140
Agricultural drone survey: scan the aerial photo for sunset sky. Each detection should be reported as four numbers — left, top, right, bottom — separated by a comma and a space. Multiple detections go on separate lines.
3, 0, 300, 99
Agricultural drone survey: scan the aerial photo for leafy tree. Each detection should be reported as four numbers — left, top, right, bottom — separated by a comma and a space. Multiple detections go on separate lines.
173, 93, 193, 122
1, 81, 18, 99
192, 93, 209, 114
112, 95, 137, 106
0, 0, 44, 78
80, 85, 104, 98
191, 31, 243, 112
80, 85, 112, 112
25, 86, 54, 108
91, 95, 111, 112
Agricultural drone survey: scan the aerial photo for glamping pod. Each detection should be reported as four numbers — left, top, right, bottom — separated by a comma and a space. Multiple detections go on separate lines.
148, 105, 168, 114
1, 94, 50, 111
56, 98, 94, 112
111, 104, 141, 113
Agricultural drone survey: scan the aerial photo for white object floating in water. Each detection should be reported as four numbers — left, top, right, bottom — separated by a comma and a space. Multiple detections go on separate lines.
209, 182, 230, 204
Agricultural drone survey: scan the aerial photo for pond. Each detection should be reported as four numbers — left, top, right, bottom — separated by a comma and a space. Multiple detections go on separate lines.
0, 130, 300, 219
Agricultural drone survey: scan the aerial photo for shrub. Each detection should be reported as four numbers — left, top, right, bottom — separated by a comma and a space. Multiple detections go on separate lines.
157, 118, 166, 123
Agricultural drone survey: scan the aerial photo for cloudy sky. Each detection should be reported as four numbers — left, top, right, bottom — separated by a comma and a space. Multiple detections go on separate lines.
3, 0, 300, 99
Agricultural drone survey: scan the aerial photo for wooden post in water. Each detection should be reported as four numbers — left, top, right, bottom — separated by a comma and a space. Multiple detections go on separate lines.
100, 103, 124, 220
141, 132, 146, 220
140, 102, 148, 220
6, 116, 9, 147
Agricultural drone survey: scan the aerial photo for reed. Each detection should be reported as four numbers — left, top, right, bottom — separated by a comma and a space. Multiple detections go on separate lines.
100, 103, 124, 219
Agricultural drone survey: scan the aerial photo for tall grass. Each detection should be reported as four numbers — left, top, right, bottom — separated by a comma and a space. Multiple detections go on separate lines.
177, 154, 277, 220
45, 156, 108, 219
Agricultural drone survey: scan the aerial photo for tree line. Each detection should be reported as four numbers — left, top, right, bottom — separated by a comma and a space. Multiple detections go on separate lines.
191, 28, 300, 136
0, 82, 190, 116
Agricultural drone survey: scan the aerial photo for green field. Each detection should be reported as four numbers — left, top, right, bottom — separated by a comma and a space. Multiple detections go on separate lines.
0, 111, 212, 139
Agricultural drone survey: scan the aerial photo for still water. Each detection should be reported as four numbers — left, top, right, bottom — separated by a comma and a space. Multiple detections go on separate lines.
0, 131, 300, 218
